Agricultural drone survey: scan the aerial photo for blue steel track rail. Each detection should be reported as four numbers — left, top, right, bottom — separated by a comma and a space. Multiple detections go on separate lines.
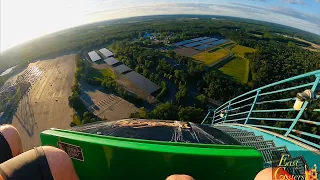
202, 70, 320, 149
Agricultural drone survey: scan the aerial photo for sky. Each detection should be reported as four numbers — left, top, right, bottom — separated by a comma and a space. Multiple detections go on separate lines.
1, 0, 320, 52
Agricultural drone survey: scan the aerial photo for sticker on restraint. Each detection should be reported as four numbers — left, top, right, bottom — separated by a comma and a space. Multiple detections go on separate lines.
57, 141, 84, 161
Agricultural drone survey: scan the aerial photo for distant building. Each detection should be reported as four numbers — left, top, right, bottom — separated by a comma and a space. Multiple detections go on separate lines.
99, 48, 114, 58
143, 32, 156, 40
88, 51, 101, 62
143, 32, 152, 38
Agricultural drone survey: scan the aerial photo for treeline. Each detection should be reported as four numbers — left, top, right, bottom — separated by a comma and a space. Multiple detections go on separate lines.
157, 81, 167, 100
2, 15, 319, 73
249, 41, 320, 88
0, 76, 6, 88
130, 102, 205, 123
197, 71, 249, 102
68, 54, 101, 127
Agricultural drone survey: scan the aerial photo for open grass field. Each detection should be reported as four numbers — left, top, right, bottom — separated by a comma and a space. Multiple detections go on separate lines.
193, 49, 230, 65
231, 45, 256, 57
219, 45, 255, 84
88, 66, 116, 80
219, 57, 249, 83
101, 68, 115, 78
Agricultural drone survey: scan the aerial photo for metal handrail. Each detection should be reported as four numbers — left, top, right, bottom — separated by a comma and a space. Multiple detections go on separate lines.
202, 70, 320, 149
215, 70, 320, 111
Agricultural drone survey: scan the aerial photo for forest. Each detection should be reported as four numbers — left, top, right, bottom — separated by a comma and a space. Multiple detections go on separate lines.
1, 15, 320, 133
1, 15, 319, 73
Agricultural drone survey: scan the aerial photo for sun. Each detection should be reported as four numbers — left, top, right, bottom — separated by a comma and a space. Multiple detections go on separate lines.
0, 0, 85, 52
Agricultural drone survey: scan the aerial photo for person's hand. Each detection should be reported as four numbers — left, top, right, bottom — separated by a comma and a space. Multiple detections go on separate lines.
166, 175, 195, 180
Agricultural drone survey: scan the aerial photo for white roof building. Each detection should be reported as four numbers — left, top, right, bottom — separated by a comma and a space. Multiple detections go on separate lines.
88, 51, 101, 62
99, 48, 113, 58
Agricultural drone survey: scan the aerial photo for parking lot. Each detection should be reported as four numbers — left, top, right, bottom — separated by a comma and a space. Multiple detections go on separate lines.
10, 54, 76, 150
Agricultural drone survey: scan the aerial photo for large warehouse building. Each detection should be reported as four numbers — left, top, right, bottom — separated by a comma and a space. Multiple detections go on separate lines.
89, 48, 161, 95
99, 48, 114, 58
88, 51, 102, 62
104, 57, 120, 66
114, 64, 132, 74
124, 71, 161, 95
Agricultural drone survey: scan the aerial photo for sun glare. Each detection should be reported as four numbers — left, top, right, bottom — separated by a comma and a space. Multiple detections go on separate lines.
1, 0, 86, 52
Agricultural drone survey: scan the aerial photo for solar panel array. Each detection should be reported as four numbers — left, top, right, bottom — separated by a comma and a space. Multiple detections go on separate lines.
88, 51, 101, 62
190, 37, 209, 42
124, 71, 161, 94
104, 57, 119, 66
114, 64, 132, 74
195, 39, 227, 50
174, 37, 228, 51
210, 39, 228, 46
183, 41, 203, 48
199, 38, 218, 44
174, 40, 193, 46
99, 48, 113, 58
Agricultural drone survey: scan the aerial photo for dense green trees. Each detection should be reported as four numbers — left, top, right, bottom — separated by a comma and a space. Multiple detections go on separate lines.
69, 55, 86, 114
178, 107, 204, 123
149, 102, 179, 120
68, 54, 101, 126
101, 77, 118, 92
176, 84, 188, 104
195, 94, 208, 109
68, 93, 82, 110
131, 102, 205, 123
174, 70, 186, 82
157, 81, 168, 100
81, 112, 99, 124
199, 71, 247, 102
249, 41, 320, 88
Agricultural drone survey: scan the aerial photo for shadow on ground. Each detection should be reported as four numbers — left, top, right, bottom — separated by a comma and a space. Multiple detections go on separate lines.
14, 93, 35, 136
0, 92, 35, 137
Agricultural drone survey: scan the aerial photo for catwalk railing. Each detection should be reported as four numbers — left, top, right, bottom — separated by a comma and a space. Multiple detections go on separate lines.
202, 70, 320, 149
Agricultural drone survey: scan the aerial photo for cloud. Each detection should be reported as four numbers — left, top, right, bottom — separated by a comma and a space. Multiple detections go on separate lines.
229, 3, 320, 25
126, 3, 320, 35
315, 0, 320, 3
281, 0, 308, 5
